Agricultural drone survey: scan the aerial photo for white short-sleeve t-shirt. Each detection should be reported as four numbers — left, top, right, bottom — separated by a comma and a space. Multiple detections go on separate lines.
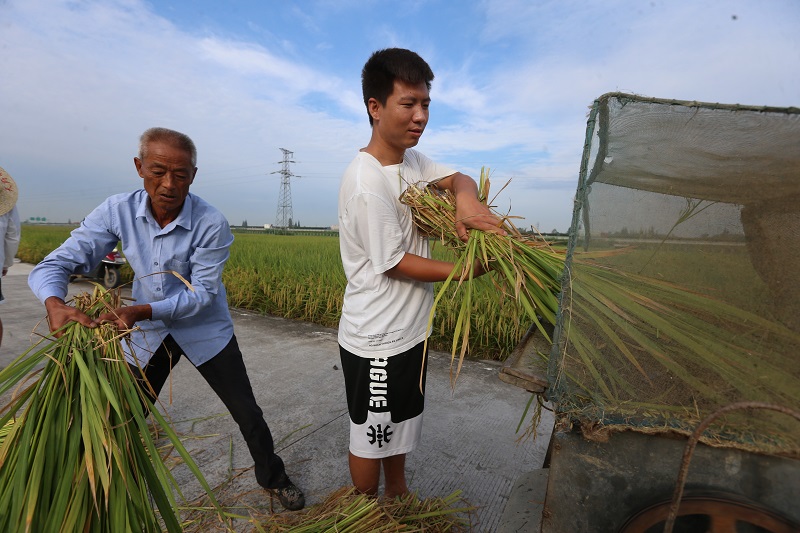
337, 149, 455, 358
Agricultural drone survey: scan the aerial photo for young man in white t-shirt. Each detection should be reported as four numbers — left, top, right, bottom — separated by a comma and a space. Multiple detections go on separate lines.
337, 48, 504, 497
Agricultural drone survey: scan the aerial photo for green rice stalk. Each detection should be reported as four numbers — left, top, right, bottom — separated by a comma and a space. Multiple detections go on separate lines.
400, 168, 800, 453
401, 170, 563, 388
251, 486, 472, 532
0, 286, 227, 532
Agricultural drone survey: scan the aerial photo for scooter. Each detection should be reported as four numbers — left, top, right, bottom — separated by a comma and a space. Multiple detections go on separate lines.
70, 248, 127, 289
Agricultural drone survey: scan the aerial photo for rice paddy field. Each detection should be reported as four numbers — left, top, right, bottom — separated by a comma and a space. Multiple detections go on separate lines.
16, 224, 75, 265
18, 225, 529, 360
17, 225, 777, 362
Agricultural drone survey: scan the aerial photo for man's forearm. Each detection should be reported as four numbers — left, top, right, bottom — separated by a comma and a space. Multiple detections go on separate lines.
433, 172, 478, 197
385, 253, 472, 283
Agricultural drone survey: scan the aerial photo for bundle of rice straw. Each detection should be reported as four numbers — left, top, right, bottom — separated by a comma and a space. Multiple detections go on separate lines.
251, 487, 472, 532
400, 169, 800, 454
0, 286, 226, 532
400, 169, 564, 384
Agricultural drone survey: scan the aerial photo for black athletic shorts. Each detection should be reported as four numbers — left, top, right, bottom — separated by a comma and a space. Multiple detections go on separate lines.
339, 341, 428, 458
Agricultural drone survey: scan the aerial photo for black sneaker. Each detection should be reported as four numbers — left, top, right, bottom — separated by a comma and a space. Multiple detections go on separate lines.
269, 480, 305, 511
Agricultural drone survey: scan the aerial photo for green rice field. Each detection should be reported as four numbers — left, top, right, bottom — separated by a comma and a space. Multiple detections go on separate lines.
19, 225, 772, 361
18, 225, 528, 360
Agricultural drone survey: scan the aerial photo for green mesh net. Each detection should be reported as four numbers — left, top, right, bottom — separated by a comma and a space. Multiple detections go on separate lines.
548, 93, 800, 456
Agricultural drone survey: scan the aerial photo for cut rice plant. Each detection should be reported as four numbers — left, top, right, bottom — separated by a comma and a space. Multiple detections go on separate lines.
251, 486, 472, 532
401, 168, 800, 454
400, 169, 565, 385
0, 286, 226, 532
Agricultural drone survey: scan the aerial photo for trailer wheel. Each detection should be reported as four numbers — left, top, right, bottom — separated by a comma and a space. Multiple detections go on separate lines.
103, 266, 121, 289
618, 491, 799, 533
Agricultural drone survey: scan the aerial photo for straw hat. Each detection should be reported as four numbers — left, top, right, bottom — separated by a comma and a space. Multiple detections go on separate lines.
0, 166, 19, 216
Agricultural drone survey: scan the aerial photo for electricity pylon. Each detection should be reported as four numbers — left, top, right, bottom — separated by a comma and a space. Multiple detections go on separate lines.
272, 148, 299, 228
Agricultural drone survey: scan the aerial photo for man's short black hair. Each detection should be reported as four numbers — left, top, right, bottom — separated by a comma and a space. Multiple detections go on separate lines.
361, 48, 434, 126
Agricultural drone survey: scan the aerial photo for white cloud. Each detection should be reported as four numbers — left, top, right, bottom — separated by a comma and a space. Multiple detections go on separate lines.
2, 0, 798, 231
0, 0, 363, 226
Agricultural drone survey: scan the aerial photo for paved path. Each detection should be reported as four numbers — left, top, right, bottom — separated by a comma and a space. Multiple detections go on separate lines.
1, 260, 553, 531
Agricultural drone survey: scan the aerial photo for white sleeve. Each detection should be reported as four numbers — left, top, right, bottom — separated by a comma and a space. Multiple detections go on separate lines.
3, 206, 21, 270
351, 192, 405, 275
405, 149, 456, 186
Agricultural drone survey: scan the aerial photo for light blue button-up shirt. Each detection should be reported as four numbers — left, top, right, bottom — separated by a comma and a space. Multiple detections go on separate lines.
29, 190, 235, 366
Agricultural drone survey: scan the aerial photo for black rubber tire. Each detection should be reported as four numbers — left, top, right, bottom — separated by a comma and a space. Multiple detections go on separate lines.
103, 266, 121, 289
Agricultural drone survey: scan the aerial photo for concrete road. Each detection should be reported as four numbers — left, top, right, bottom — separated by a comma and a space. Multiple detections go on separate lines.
0, 260, 553, 532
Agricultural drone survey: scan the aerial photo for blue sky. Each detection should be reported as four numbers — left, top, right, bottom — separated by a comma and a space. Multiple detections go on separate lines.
2, 0, 798, 232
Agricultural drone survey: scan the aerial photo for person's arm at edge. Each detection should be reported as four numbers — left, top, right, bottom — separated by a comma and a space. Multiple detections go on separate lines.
3, 206, 21, 275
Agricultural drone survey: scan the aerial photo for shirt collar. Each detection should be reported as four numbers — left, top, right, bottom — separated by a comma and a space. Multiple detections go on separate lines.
135, 190, 194, 231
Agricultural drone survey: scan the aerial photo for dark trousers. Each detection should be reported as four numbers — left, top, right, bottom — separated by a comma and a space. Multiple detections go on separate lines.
130, 334, 289, 489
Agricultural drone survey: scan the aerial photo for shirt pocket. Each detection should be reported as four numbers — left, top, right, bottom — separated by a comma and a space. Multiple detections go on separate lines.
164, 258, 191, 287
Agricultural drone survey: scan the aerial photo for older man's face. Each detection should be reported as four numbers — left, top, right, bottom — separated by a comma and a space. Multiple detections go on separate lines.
134, 140, 197, 226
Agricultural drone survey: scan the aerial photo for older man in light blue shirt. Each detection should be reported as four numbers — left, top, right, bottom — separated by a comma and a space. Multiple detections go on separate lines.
28, 127, 305, 511
30, 188, 234, 365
